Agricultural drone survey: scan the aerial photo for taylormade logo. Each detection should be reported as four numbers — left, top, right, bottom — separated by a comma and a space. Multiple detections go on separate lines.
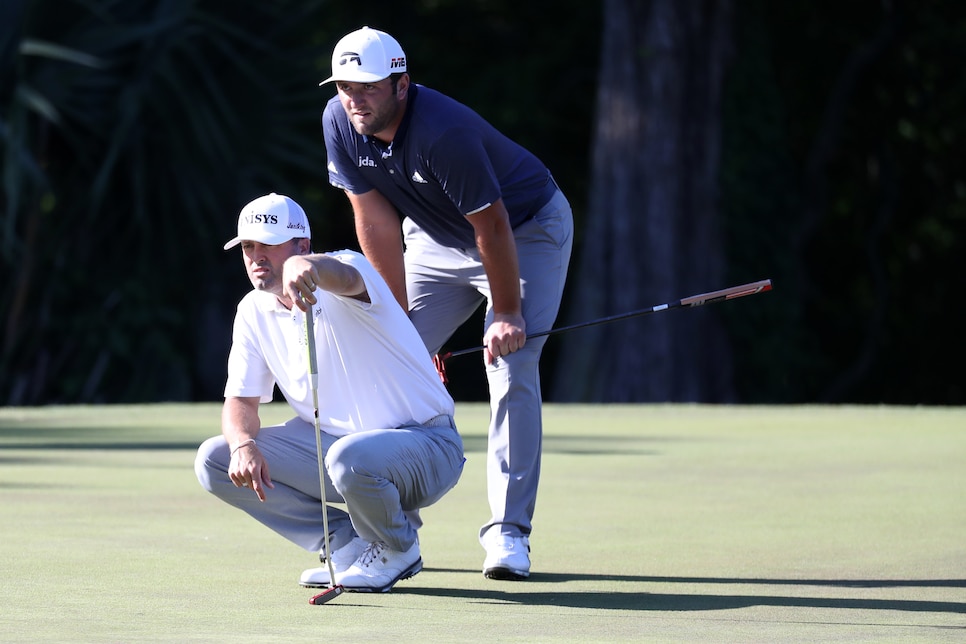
338, 51, 361, 66
336, 52, 405, 70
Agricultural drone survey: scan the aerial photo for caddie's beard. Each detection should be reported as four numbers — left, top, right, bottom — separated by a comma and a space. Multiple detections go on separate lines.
249, 271, 281, 295
352, 101, 401, 137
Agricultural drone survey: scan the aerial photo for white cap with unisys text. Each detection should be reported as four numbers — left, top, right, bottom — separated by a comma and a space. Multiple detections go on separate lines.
223, 193, 311, 250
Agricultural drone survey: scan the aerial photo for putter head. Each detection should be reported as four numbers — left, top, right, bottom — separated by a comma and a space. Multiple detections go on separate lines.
309, 585, 344, 605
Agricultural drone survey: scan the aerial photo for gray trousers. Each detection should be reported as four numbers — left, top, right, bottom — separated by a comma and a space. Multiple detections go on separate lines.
194, 415, 464, 553
403, 189, 574, 542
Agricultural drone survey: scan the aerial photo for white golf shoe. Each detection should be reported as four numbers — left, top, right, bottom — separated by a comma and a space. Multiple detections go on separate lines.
337, 540, 422, 593
482, 534, 530, 580
299, 536, 367, 587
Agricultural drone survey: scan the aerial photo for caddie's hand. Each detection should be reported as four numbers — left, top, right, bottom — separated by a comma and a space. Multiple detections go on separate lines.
229, 442, 274, 502
483, 313, 526, 364
282, 255, 320, 312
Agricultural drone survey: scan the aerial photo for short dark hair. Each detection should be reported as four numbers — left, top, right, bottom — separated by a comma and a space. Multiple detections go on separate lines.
389, 72, 406, 93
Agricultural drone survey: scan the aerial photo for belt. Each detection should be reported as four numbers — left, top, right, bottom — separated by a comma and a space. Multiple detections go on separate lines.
519, 174, 561, 226
422, 414, 456, 429
534, 175, 560, 212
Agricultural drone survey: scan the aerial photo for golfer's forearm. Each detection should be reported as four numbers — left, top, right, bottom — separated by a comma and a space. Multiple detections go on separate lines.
480, 247, 521, 316
348, 190, 408, 311
307, 255, 367, 298
356, 225, 407, 309
473, 209, 522, 316
221, 396, 261, 447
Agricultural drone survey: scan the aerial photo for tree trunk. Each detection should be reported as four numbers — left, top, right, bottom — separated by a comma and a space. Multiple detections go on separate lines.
553, 0, 734, 402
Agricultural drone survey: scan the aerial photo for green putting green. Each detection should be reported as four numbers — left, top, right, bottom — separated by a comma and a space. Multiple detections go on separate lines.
1, 403, 963, 642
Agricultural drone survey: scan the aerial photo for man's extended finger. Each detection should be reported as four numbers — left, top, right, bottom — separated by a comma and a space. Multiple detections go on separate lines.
250, 476, 266, 502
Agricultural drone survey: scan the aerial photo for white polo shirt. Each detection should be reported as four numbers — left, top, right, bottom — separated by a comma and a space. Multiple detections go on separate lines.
225, 250, 453, 436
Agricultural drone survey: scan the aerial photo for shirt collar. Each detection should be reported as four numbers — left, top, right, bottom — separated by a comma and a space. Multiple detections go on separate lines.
252, 290, 292, 314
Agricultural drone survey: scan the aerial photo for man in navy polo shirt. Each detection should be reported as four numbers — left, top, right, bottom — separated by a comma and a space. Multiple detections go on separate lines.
320, 26, 573, 580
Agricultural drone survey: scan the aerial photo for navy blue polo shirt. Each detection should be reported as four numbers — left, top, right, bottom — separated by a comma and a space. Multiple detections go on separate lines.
322, 85, 555, 249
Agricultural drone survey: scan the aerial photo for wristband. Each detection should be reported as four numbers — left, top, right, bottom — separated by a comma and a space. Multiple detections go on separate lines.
231, 438, 256, 455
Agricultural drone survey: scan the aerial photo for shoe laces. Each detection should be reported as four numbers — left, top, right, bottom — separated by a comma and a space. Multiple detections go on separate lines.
494, 535, 529, 552
358, 541, 388, 567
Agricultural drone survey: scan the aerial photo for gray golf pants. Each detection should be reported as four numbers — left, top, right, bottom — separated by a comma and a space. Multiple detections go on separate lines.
194, 414, 464, 553
403, 188, 573, 542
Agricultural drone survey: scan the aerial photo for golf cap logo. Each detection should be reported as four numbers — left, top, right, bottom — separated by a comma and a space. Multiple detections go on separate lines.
242, 213, 278, 226
338, 51, 362, 66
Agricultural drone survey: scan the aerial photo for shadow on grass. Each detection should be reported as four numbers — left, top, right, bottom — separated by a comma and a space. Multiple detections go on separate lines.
0, 481, 71, 490
461, 434, 676, 455
520, 572, 966, 589
410, 571, 966, 614
3, 430, 670, 457
408, 588, 966, 614
0, 442, 203, 451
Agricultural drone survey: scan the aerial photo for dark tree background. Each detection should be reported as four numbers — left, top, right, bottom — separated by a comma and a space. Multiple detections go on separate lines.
555, 0, 735, 402
1, 0, 963, 406
720, 0, 965, 404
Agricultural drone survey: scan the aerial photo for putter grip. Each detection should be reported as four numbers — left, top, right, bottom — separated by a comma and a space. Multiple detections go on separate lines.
304, 308, 319, 377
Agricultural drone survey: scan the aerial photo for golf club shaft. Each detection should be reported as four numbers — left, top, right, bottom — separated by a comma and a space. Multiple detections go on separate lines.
304, 305, 339, 590
441, 278, 772, 360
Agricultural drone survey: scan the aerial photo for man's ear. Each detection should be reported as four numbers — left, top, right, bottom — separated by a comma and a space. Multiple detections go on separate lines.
396, 73, 410, 99
298, 238, 312, 255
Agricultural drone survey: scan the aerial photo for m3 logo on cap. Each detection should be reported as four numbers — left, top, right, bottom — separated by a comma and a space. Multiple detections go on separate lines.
338, 51, 362, 66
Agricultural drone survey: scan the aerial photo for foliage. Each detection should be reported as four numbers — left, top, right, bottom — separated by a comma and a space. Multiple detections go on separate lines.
0, 0, 337, 403
2, 0, 962, 405
0, 0, 600, 404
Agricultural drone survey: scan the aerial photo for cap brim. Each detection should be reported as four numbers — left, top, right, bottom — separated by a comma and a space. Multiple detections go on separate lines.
223, 232, 307, 251
319, 71, 395, 86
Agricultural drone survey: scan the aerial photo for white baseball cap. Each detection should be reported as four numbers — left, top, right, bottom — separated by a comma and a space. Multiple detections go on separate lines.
319, 26, 407, 85
223, 193, 311, 250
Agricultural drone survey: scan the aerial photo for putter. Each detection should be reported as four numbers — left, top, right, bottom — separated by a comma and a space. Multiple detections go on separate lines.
303, 302, 344, 605
434, 279, 772, 381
